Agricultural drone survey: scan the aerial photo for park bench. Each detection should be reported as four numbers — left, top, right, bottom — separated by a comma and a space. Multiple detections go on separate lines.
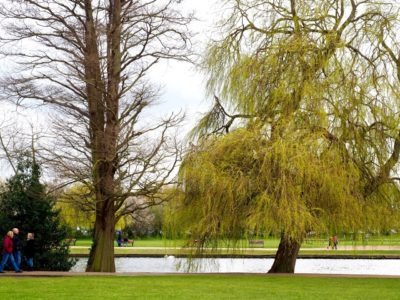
248, 239, 264, 247
64, 238, 77, 246
122, 239, 134, 247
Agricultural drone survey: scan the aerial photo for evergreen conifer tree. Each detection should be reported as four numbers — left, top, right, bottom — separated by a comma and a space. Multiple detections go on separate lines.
0, 154, 75, 271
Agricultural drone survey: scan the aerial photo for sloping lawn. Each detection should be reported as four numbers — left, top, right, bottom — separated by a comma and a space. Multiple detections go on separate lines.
0, 275, 400, 299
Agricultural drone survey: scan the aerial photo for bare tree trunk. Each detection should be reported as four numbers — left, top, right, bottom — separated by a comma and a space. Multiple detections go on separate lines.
84, 0, 118, 272
86, 206, 115, 272
268, 233, 301, 273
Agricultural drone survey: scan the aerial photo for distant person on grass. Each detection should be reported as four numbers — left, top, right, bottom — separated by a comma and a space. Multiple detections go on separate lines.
333, 235, 338, 250
327, 236, 333, 249
0, 231, 22, 273
12, 227, 22, 268
24, 233, 35, 270
117, 231, 122, 247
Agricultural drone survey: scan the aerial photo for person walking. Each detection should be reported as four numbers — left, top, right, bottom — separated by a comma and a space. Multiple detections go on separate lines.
333, 235, 338, 250
0, 231, 22, 273
327, 236, 333, 249
12, 228, 22, 268
116, 231, 122, 247
24, 233, 35, 271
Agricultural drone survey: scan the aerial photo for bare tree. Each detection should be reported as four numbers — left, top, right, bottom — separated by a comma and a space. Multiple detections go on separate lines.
0, 116, 40, 176
0, 0, 192, 272
0, 120, 18, 175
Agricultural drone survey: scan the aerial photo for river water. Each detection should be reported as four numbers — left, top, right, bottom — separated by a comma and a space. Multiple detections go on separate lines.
71, 257, 400, 275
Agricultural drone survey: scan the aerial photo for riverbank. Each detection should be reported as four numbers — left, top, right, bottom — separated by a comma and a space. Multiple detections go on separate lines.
68, 245, 400, 259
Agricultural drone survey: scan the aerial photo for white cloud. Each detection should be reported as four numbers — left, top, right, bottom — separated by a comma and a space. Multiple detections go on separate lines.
149, 0, 221, 134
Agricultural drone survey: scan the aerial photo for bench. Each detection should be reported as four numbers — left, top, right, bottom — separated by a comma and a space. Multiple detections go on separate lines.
64, 238, 77, 246
249, 239, 264, 247
122, 239, 134, 247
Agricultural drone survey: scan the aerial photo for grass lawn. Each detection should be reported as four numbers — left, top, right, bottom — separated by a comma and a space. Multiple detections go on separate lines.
74, 238, 189, 247
74, 235, 400, 248
69, 247, 400, 257
0, 275, 400, 299
70, 238, 400, 256
69, 237, 400, 258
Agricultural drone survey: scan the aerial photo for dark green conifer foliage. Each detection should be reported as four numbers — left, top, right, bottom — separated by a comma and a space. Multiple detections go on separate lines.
0, 154, 75, 271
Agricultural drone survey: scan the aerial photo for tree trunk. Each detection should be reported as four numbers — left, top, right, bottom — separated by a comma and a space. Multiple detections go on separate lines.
268, 234, 301, 273
84, 0, 120, 272
86, 158, 117, 272
86, 206, 116, 272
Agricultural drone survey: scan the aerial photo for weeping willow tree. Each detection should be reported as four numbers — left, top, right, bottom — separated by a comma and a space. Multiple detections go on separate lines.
170, 0, 400, 273
175, 125, 367, 268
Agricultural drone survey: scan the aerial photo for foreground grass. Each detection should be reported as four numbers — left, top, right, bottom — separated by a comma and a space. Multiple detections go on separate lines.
0, 275, 400, 299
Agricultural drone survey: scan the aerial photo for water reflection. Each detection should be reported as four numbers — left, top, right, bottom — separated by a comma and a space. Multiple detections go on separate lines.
71, 257, 400, 275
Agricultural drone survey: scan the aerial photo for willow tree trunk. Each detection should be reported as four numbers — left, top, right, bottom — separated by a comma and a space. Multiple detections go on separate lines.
268, 234, 301, 273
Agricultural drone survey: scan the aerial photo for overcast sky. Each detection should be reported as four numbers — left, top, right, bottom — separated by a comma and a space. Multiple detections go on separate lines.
149, 0, 221, 134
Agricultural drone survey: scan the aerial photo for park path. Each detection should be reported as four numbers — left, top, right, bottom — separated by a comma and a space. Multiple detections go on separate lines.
1, 271, 400, 278
317, 245, 400, 251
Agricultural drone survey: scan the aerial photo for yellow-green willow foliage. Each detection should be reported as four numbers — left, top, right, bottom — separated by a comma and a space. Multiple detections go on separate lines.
192, 0, 400, 221
172, 125, 368, 243
57, 184, 134, 230
56, 184, 95, 230
171, 1, 400, 273
206, 37, 331, 120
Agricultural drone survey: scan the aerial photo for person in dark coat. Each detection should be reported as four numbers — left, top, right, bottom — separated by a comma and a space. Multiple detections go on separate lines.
116, 231, 122, 247
24, 233, 35, 270
0, 231, 21, 273
12, 228, 22, 268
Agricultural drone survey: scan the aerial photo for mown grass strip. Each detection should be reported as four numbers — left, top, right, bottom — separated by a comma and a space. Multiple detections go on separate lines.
1, 275, 400, 299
